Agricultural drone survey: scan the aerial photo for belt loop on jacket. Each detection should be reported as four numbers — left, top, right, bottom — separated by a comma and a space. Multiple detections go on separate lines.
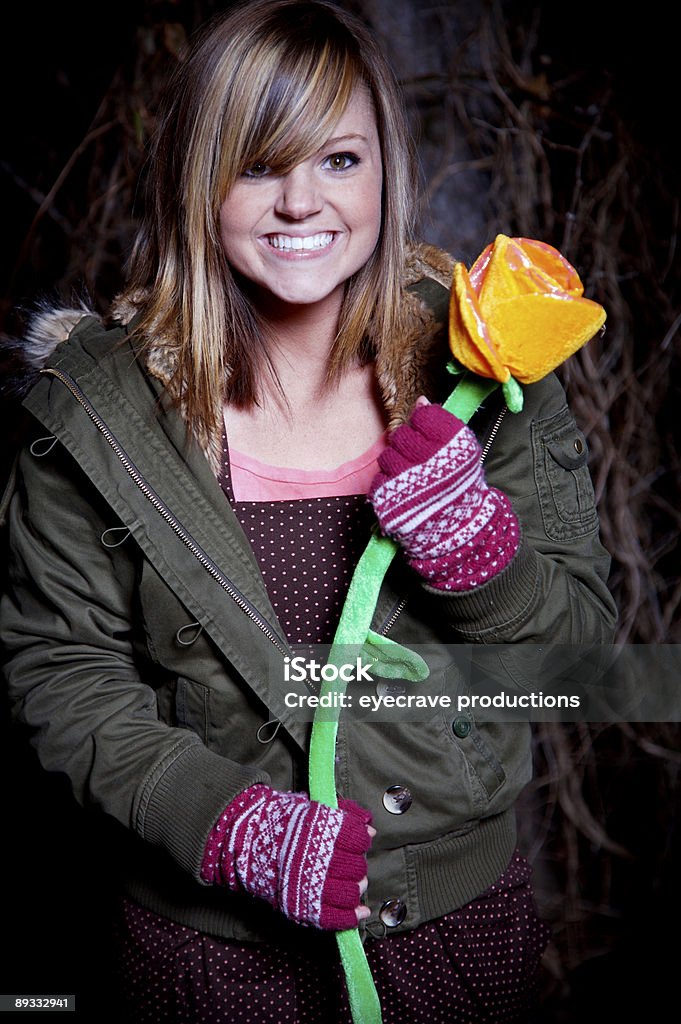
175, 622, 204, 646
256, 719, 281, 744
29, 435, 58, 457
100, 526, 132, 548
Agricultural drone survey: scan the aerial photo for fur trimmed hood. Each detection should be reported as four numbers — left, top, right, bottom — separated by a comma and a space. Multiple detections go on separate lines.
7, 243, 457, 474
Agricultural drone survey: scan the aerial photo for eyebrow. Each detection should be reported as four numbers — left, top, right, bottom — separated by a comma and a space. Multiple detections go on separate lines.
322, 134, 370, 147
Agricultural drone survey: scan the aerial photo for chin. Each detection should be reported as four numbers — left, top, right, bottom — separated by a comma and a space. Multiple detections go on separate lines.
268, 281, 345, 308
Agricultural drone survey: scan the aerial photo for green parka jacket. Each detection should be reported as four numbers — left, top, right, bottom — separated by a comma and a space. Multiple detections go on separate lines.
1, 245, 617, 945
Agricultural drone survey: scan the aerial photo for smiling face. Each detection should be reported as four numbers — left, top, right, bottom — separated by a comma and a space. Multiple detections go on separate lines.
219, 88, 383, 319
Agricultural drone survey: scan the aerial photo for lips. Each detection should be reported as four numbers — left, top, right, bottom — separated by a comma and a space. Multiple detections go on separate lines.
266, 232, 335, 252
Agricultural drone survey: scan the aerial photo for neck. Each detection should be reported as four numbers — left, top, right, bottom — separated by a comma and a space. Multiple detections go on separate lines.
255, 288, 345, 400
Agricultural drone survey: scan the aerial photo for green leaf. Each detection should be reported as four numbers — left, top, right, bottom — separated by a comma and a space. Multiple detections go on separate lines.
361, 630, 430, 681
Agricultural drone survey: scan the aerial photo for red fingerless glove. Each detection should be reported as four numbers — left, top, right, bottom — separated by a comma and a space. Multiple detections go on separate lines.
369, 404, 520, 591
200, 785, 372, 930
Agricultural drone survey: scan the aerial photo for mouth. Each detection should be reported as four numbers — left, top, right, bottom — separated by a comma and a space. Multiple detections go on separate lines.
265, 232, 336, 253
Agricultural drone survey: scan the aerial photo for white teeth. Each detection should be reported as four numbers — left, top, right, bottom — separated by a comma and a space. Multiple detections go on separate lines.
268, 232, 334, 251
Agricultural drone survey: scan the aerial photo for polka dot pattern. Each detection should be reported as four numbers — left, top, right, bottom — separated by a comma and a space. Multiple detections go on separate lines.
232, 496, 374, 645
114, 853, 550, 1023
219, 437, 374, 645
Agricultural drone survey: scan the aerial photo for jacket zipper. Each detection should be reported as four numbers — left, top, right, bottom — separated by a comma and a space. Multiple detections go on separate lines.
480, 406, 507, 464
379, 403, 507, 637
40, 367, 289, 657
379, 597, 407, 636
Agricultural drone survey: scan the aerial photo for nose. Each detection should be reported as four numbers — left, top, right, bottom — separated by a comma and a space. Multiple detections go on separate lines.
274, 164, 323, 220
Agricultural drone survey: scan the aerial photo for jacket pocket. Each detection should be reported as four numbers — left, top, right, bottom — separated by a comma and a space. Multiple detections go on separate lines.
175, 677, 211, 744
445, 715, 507, 803
532, 404, 599, 540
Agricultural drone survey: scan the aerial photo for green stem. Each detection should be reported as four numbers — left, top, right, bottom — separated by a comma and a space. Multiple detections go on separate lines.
307, 373, 501, 1024
442, 373, 499, 420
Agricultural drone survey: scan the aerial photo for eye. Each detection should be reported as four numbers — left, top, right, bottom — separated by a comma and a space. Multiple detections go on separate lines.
323, 152, 359, 172
242, 162, 271, 178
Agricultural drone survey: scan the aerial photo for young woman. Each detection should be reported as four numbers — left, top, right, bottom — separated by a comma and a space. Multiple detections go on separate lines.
1, 1, 617, 1021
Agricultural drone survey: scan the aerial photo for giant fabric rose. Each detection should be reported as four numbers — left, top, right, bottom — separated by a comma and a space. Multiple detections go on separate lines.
448, 234, 606, 409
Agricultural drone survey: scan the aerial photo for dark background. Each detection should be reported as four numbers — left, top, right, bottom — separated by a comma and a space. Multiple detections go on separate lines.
1, 2, 680, 1021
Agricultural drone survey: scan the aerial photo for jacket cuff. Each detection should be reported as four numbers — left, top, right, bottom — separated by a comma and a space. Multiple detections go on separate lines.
423, 538, 539, 637
134, 739, 271, 883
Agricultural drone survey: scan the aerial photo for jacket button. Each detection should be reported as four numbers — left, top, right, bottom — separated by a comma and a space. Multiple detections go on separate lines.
376, 681, 406, 698
452, 716, 471, 738
574, 437, 584, 454
379, 898, 407, 928
382, 785, 412, 814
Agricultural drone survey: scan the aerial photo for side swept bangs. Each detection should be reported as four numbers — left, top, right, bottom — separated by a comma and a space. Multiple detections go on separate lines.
214, 24, 364, 198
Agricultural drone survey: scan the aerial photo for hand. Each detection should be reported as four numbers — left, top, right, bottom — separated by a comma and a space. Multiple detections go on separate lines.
340, 797, 375, 924
369, 400, 520, 590
201, 786, 374, 930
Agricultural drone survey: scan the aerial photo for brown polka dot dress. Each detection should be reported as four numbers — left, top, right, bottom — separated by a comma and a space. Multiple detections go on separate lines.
114, 437, 550, 1022
116, 853, 549, 1023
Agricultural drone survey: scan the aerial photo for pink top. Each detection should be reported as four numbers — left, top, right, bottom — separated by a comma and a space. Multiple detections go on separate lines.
228, 434, 388, 501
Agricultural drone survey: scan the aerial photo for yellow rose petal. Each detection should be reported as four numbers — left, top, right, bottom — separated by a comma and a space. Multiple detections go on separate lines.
486, 293, 607, 383
449, 263, 510, 382
476, 235, 574, 313
514, 238, 584, 297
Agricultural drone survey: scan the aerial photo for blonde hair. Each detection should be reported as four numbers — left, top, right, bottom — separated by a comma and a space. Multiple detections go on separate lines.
120, 0, 418, 451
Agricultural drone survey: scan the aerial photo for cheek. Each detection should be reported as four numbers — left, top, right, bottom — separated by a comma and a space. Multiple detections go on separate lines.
219, 224, 255, 281
219, 192, 257, 263
219, 207, 236, 263
358, 176, 383, 248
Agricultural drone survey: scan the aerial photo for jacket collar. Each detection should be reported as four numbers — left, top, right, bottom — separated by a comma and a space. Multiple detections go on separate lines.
17, 242, 456, 474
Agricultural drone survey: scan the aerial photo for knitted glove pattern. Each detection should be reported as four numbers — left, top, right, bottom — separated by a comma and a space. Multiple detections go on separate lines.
200, 785, 372, 930
369, 404, 520, 591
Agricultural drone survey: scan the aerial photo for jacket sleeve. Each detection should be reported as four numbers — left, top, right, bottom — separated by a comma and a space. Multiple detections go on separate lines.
0, 437, 270, 881
425, 372, 618, 643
